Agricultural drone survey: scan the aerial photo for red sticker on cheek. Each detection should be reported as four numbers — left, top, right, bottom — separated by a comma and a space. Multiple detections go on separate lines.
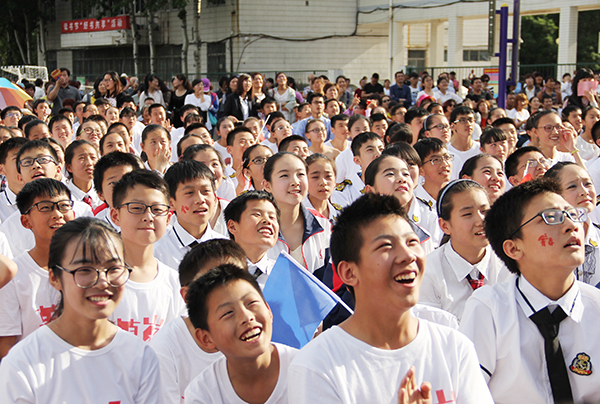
181, 205, 189, 214
538, 233, 554, 247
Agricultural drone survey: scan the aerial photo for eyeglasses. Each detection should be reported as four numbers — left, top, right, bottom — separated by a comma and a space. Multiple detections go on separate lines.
509, 207, 588, 239
430, 124, 451, 131
54, 264, 132, 289
103, 77, 114, 82
19, 155, 57, 168
454, 117, 475, 125
309, 127, 327, 134
83, 127, 103, 135
117, 202, 170, 216
25, 199, 73, 214
423, 155, 454, 166
249, 156, 269, 166
538, 124, 562, 133
6, 112, 22, 119
518, 158, 550, 171
274, 124, 291, 132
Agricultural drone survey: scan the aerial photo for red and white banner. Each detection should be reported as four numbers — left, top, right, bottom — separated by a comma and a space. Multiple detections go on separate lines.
61, 16, 130, 34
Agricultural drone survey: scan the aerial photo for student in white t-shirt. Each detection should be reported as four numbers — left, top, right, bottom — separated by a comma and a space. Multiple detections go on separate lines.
224, 191, 279, 289
288, 193, 493, 403
155, 160, 226, 269
213, 117, 235, 166
460, 179, 600, 403
184, 264, 298, 404
109, 170, 186, 341
0, 179, 76, 357
150, 239, 250, 404
420, 180, 511, 320
448, 106, 481, 163
0, 217, 161, 403
224, 127, 256, 196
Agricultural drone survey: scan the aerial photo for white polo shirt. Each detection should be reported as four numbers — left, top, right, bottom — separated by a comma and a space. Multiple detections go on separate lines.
154, 219, 226, 270
0, 186, 18, 222
460, 276, 600, 403
149, 316, 223, 404
420, 242, 512, 320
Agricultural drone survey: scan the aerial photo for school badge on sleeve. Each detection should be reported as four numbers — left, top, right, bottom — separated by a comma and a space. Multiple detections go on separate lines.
569, 352, 592, 376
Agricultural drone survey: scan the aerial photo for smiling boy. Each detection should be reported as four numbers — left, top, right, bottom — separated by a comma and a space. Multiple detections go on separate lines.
185, 264, 298, 404
460, 179, 600, 403
413, 138, 454, 208
288, 193, 492, 403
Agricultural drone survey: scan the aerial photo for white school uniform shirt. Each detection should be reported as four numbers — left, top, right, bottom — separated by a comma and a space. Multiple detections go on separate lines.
212, 198, 230, 237
109, 260, 186, 342
213, 142, 231, 166
224, 164, 252, 193
413, 183, 436, 209
260, 138, 278, 154
575, 135, 600, 161
149, 316, 223, 404
334, 146, 360, 183
154, 219, 226, 269
420, 243, 512, 321
170, 126, 185, 162
329, 170, 365, 209
0, 326, 161, 404
0, 252, 59, 341
0, 186, 18, 221
587, 157, 600, 196
0, 200, 93, 257
302, 197, 341, 222
216, 176, 236, 202
576, 223, 600, 287
288, 321, 493, 404
65, 178, 102, 210
132, 121, 145, 155
94, 205, 121, 231
460, 276, 600, 404
184, 343, 297, 404
408, 196, 442, 247
247, 255, 275, 290
447, 141, 481, 166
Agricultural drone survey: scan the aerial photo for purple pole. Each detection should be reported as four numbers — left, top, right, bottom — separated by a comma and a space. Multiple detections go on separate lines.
496, 5, 509, 109
510, 0, 520, 86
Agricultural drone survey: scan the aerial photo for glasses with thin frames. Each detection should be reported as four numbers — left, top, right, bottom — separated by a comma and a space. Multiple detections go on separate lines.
509, 207, 588, 239
25, 199, 73, 214
430, 123, 451, 131
55, 264, 132, 289
455, 117, 475, 125
117, 202, 170, 216
424, 155, 454, 166
538, 124, 563, 133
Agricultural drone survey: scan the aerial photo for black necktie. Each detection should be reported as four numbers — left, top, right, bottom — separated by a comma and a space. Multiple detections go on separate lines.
252, 267, 263, 279
529, 306, 574, 404
188, 241, 198, 249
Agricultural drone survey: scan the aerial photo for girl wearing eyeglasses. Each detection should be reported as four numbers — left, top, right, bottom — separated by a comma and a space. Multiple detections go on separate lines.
0, 217, 161, 403
242, 144, 273, 192
545, 162, 600, 287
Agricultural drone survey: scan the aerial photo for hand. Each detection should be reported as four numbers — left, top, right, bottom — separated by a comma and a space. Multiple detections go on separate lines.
559, 124, 577, 152
163, 118, 172, 131
585, 89, 597, 103
398, 367, 432, 404
154, 143, 171, 173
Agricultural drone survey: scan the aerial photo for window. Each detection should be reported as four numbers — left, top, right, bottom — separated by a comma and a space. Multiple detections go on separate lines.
207, 42, 227, 78
408, 50, 426, 69
463, 49, 490, 62
207, 0, 226, 5
444, 49, 448, 63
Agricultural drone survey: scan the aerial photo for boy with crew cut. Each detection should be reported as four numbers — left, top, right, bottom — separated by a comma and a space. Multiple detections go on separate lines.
1, 106, 22, 128
48, 114, 73, 150
0, 139, 93, 257
325, 114, 350, 153
185, 264, 298, 404
150, 239, 248, 404
413, 138, 454, 208
404, 107, 428, 146
292, 92, 332, 140
0, 137, 28, 221
154, 160, 225, 269
288, 193, 492, 403
93, 151, 144, 229
449, 106, 480, 162
278, 135, 310, 160
224, 190, 280, 289
109, 169, 186, 341
370, 113, 389, 139
225, 126, 256, 195
460, 179, 600, 403
0, 179, 76, 357
331, 132, 384, 208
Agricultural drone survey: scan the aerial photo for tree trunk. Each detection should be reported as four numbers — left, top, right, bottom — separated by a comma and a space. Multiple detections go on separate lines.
130, 0, 139, 76
147, 10, 155, 73
24, 13, 32, 64
13, 30, 26, 64
37, 0, 46, 66
180, 10, 188, 75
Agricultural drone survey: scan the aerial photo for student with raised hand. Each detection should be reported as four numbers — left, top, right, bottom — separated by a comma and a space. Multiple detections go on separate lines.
110, 170, 186, 341
0, 217, 161, 403
140, 124, 172, 175
460, 179, 600, 403
505, 146, 550, 188
288, 193, 493, 404
420, 180, 511, 320
150, 239, 249, 404
224, 191, 280, 289
155, 160, 225, 269
528, 110, 584, 168
263, 152, 331, 277
545, 162, 600, 287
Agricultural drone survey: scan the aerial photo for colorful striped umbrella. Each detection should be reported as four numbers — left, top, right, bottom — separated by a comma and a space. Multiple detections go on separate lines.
0, 77, 32, 109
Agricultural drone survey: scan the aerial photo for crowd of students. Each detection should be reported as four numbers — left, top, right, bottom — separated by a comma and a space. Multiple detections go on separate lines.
0, 66, 599, 403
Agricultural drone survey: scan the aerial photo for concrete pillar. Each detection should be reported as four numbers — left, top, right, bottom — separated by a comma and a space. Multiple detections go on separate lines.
447, 15, 464, 68
429, 20, 445, 67
394, 22, 405, 71
557, 5, 578, 77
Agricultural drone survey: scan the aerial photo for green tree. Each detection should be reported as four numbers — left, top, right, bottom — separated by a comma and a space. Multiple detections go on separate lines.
520, 14, 559, 66
577, 9, 600, 70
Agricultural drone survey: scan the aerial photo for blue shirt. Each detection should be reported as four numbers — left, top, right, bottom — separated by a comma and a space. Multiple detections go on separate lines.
389, 83, 413, 108
292, 116, 332, 143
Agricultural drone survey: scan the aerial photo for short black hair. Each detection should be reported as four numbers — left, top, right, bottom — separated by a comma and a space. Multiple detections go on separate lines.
117, 95, 135, 109
331, 193, 409, 295
278, 135, 308, 153
24, 120, 48, 139
49, 115, 71, 133
182, 144, 224, 169
18, 115, 37, 131
351, 132, 381, 157
561, 105, 581, 121
184, 123, 208, 136
485, 178, 562, 274
479, 127, 508, 146
1, 106, 20, 120
491, 117, 516, 129
148, 103, 166, 116
413, 138, 446, 162
330, 114, 349, 128
450, 105, 474, 123
16, 178, 71, 214
382, 142, 421, 166
16, 139, 59, 174
93, 152, 144, 196
370, 113, 387, 124
177, 133, 203, 158
179, 239, 248, 287
404, 107, 428, 125
504, 146, 543, 178
224, 191, 280, 240
364, 155, 400, 187
261, 96, 277, 109
164, 159, 216, 199
112, 169, 170, 209
0, 137, 28, 165
186, 264, 264, 331
119, 107, 137, 118
226, 126, 253, 147
347, 114, 370, 133
385, 122, 413, 145
307, 92, 325, 104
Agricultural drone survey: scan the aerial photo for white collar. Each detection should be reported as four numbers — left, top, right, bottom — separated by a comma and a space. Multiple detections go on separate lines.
3, 186, 17, 205
247, 255, 274, 277
443, 242, 492, 282
516, 275, 582, 323
172, 218, 215, 248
